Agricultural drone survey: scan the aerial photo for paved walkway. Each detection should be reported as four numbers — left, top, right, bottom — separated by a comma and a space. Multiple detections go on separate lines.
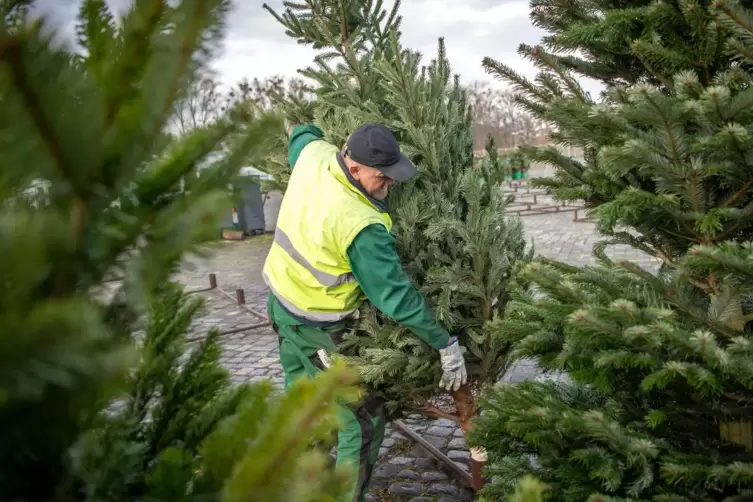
522, 211, 659, 269
172, 211, 654, 501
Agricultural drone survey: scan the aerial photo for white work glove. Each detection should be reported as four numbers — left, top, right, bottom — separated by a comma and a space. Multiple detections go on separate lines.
316, 349, 333, 368
438, 336, 468, 392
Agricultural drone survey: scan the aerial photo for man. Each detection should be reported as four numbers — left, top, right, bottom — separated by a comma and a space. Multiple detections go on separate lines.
262, 122, 468, 502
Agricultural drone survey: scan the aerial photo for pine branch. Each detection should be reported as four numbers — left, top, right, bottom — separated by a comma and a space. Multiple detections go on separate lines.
0, 36, 79, 192
101, 0, 166, 127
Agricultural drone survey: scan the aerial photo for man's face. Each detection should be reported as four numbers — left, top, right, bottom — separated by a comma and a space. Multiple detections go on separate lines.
347, 160, 395, 200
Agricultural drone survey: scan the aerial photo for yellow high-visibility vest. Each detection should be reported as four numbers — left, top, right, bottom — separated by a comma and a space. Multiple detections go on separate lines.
263, 140, 392, 323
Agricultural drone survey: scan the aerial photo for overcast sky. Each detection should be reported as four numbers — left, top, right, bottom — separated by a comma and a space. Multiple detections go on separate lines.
30, 0, 601, 96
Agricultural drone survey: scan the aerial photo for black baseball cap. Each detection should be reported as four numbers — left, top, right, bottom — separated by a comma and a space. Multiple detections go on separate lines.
344, 123, 417, 182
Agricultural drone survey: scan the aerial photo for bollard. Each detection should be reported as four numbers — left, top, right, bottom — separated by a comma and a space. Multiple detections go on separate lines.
185, 273, 219, 295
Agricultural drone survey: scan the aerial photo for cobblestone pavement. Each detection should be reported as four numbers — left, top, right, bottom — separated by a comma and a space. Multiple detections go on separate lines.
172, 208, 655, 501
175, 237, 284, 388
369, 418, 475, 502
521, 211, 659, 269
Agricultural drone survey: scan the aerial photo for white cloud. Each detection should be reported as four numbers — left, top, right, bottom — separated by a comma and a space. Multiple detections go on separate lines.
29, 0, 602, 97
230, 0, 542, 89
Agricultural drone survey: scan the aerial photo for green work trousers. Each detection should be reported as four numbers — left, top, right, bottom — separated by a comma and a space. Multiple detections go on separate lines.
273, 321, 386, 502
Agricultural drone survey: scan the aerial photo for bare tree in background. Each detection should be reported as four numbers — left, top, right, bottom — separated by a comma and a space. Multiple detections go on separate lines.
226, 75, 314, 192
467, 81, 548, 150
170, 74, 224, 135
170, 74, 312, 134
225, 74, 312, 110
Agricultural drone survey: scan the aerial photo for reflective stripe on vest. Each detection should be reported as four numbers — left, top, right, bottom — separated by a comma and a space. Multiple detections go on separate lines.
263, 271, 358, 323
262, 140, 392, 324
273, 227, 355, 287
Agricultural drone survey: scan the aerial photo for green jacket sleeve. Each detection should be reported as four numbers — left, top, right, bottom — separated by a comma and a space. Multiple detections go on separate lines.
288, 124, 324, 169
347, 224, 451, 350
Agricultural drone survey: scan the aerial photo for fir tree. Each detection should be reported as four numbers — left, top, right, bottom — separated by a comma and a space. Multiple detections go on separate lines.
483, 0, 747, 224
471, 0, 753, 498
263, 0, 531, 432
0, 0, 358, 499
477, 135, 511, 182
71, 282, 357, 501
481, 0, 753, 241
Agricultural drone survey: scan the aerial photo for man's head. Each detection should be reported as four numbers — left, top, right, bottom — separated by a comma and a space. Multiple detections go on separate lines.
341, 123, 417, 200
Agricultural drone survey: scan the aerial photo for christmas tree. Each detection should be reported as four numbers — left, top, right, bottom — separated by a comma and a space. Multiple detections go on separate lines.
263, 0, 531, 434
0, 0, 358, 499
470, 0, 753, 498
481, 0, 753, 234
70, 281, 357, 501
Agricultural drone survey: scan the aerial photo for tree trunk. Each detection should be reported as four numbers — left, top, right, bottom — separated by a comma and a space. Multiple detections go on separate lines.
451, 384, 487, 491
451, 384, 476, 433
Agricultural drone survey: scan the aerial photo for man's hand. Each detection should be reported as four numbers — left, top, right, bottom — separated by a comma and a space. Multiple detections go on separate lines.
438, 336, 468, 392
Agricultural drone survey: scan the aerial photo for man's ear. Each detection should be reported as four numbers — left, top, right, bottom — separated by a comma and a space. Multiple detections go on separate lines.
347, 161, 360, 180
